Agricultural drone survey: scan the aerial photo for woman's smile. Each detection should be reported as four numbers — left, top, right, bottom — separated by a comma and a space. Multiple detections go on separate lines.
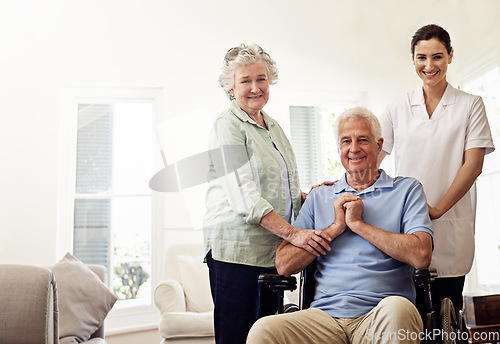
422, 70, 438, 77
232, 61, 270, 117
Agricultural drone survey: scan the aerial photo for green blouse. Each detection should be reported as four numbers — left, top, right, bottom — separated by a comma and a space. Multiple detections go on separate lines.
203, 100, 302, 267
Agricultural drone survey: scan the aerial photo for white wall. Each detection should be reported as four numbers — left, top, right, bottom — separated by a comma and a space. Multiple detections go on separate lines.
1, 0, 499, 265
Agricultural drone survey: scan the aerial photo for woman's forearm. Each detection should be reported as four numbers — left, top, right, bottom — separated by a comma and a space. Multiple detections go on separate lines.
259, 210, 295, 238
430, 148, 485, 219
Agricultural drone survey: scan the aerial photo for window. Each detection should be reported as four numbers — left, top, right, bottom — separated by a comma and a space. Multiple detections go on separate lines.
288, 94, 362, 191
59, 88, 163, 333
289, 106, 322, 190
460, 63, 500, 291
460, 66, 500, 173
74, 102, 154, 304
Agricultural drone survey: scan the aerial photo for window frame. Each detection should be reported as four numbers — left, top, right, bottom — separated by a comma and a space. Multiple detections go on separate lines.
58, 87, 165, 334
455, 51, 500, 292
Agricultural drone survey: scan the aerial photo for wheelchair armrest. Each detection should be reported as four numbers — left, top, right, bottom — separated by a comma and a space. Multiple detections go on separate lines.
258, 274, 297, 292
413, 268, 437, 287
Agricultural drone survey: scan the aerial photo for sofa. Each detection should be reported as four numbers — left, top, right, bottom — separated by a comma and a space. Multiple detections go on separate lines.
0, 253, 117, 344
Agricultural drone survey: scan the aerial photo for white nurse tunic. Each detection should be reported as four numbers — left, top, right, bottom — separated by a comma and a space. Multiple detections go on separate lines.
380, 84, 495, 277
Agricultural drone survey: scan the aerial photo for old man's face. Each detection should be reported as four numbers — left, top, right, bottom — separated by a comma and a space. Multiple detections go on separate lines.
338, 119, 382, 176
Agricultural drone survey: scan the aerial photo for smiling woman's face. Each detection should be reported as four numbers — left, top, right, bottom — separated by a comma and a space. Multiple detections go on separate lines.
230, 61, 270, 117
413, 37, 453, 89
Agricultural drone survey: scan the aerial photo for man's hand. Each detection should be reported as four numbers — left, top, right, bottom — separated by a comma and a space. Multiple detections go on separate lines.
328, 193, 360, 236
287, 228, 332, 256
344, 197, 364, 231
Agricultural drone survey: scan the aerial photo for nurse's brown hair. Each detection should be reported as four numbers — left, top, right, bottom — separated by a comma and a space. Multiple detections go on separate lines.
411, 24, 453, 57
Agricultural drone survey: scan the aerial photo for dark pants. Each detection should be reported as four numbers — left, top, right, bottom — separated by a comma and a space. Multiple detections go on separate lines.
206, 251, 279, 344
416, 275, 466, 323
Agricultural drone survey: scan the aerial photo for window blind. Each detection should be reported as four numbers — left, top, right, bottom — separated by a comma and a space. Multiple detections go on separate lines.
75, 104, 113, 193
73, 198, 111, 268
74, 104, 113, 269
289, 105, 322, 190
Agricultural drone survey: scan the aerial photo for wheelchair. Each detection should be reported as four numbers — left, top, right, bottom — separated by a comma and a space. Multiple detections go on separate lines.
259, 261, 467, 344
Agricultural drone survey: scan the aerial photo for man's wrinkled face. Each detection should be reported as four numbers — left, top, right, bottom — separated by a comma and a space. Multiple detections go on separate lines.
338, 119, 382, 175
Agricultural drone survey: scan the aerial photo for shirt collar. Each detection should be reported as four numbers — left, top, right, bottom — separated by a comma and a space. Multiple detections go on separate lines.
229, 100, 274, 128
410, 83, 456, 107
333, 169, 393, 195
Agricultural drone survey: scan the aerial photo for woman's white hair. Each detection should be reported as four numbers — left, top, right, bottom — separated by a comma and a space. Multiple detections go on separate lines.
219, 43, 278, 100
334, 106, 382, 146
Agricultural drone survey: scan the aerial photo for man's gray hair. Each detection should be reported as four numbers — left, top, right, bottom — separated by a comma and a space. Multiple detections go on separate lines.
334, 106, 382, 146
219, 43, 278, 100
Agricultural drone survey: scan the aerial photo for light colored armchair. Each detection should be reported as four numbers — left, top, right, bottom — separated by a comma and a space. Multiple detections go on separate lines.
154, 243, 215, 344
0, 258, 115, 344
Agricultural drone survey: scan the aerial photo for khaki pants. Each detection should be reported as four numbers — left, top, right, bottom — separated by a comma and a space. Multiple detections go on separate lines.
247, 296, 423, 344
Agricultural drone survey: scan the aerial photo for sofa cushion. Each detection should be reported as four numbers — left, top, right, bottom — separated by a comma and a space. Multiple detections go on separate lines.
178, 255, 213, 312
52, 253, 117, 344
160, 311, 214, 338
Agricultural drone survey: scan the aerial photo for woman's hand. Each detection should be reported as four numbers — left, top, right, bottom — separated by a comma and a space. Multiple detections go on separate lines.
287, 228, 332, 256
428, 204, 443, 220
302, 180, 339, 202
426, 148, 485, 221
260, 211, 331, 256
309, 180, 338, 192
300, 190, 308, 203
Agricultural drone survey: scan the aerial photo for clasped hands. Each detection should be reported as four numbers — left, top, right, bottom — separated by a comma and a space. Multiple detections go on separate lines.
290, 193, 364, 257
331, 192, 364, 236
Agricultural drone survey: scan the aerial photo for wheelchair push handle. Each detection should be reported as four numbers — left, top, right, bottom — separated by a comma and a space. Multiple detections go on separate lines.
413, 268, 438, 287
258, 274, 297, 292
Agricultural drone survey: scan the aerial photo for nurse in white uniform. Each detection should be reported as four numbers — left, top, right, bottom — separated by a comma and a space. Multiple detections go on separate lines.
378, 24, 495, 314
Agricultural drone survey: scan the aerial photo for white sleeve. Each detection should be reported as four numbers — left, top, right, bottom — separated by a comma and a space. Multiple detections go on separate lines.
379, 105, 395, 155
464, 95, 495, 154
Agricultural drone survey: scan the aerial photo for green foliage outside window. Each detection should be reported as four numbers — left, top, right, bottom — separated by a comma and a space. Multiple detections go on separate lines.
322, 108, 345, 181
113, 262, 150, 300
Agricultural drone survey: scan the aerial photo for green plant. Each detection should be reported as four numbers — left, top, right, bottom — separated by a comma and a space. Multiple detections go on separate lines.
113, 262, 150, 300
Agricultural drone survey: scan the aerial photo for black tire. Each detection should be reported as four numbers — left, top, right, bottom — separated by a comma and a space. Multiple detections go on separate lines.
441, 297, 457, 344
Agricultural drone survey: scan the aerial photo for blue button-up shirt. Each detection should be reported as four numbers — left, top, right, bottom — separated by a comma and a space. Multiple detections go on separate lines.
294, 170, 433, 318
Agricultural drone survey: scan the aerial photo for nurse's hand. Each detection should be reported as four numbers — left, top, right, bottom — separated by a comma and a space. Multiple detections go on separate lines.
301, 180, 338, 203
428, 204, 443, 220
309, 180, 338, 193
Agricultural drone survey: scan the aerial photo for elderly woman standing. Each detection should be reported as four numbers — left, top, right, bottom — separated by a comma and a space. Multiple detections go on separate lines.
203, 43, 330, 344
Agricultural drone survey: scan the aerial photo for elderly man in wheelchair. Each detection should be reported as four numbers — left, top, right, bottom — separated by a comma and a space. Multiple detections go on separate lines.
247, 106, 434, 344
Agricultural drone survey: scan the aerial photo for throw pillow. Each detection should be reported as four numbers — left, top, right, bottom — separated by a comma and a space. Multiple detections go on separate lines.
178, 255, 213, 312
52, 253, 117, 344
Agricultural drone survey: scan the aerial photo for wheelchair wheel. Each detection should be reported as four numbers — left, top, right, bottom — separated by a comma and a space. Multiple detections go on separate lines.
283, 303, 299, 313
441, 298, 458, 344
